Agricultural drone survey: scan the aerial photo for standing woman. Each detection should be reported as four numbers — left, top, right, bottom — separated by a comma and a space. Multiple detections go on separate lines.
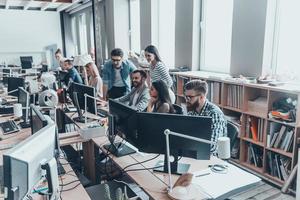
144, 45, 175, 103
84, 57, 103, 98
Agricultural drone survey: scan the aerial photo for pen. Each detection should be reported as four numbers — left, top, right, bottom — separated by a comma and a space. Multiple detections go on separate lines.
195, 172, 210, 177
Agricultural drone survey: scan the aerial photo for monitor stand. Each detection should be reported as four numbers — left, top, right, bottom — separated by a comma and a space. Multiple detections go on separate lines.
73, 116, 86, 123
103, 142, 136, 157
153, 154, 190, 175
19, 121, 31, 129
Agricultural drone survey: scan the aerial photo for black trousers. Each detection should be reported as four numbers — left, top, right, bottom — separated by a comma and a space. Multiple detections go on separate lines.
107, 86, 127, 99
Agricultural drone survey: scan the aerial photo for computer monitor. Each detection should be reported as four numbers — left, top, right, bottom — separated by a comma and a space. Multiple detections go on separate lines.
2, 68, 11, 86
18, 87, 30, 128
3, 121, 59, 200
69, 82, 97, 122
20, 56, 33, 69
41, 65, 48, 73
135, 112, 212, 174
30, 104, 48, 135
103, 99, 138, 157
8, 77, 25, 97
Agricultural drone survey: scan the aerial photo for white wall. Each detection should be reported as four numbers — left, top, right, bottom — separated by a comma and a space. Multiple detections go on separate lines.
0, 10, 62, 66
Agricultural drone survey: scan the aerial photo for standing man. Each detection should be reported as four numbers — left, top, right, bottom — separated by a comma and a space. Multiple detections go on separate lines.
116, 70, 150, 111
61, 58, 83, 85
184, 80, 227, 154
102, 48, 136, 99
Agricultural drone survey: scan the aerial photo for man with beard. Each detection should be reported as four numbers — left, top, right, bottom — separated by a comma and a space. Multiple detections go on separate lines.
116, 70, 150, 111
103, 48, 136, 99
184, 80, 227, 154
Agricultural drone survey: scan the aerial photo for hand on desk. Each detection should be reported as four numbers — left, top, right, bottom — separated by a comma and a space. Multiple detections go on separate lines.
173, 173, 193, 188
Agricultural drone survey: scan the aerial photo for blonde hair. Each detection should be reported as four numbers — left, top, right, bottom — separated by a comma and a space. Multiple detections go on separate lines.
85, 62, 100, 78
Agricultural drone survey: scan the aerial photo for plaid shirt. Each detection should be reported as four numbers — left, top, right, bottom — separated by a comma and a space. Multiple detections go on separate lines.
187, 100, 227, 154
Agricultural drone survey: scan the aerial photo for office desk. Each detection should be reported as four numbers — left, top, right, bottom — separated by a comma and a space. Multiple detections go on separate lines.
90, 136, 264, 200
90, 136, 214, 199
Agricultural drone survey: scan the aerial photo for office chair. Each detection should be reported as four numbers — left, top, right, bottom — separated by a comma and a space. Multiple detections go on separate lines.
227, 121, 240, 158
172, 104, 184, 114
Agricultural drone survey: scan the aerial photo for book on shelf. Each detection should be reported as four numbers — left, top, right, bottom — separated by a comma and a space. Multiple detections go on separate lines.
273, 125, 287, 148
249, 116, 258, 141
267, 152, 291, 181
248, 143, 263, 167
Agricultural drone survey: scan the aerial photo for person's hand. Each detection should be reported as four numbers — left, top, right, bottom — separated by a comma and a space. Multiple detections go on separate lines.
173, 173, 193, 188
147, 97, 157, 112
99, 117, 108, 126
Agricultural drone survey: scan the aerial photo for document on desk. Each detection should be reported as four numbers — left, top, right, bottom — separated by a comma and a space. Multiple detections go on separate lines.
192, 163, 261, 200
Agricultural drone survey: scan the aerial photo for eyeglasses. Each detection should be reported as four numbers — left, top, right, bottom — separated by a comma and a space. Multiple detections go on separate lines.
112, 58, 122, 62
184, 94, 201, 101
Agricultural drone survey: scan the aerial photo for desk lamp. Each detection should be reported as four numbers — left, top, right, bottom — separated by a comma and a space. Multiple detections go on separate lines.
164, 129, 230, 200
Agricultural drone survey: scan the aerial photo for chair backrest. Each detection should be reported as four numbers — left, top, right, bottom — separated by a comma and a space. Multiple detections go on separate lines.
227, 121, 239, 150
172, 104, 184, 114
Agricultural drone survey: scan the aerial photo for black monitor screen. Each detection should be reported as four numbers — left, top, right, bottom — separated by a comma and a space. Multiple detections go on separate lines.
30, 105, 48, 135
108, 99, 137, 145
136, 112, 212, 160
18, 87, 29, 122
69, 82, 96, 114
20, 56, 33, 69
8, 77, 25, 97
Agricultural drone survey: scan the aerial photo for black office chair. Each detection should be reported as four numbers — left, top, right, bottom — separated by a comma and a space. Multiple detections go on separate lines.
227, 121, 240, 158
172, 104, 184, 114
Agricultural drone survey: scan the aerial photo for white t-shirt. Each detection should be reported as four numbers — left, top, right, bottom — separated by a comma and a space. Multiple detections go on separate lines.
113, 68, 125, 87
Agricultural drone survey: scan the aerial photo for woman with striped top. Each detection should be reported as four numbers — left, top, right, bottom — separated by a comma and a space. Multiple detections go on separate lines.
144, 45, 175, 103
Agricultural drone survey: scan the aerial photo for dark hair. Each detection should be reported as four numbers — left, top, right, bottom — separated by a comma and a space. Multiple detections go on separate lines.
184, 80, 208, 96
132, 70, 147, 79
152, 80, 174, 113
144, 45, 162, 62
111, 48, 124, 57
55, 48, 61, 55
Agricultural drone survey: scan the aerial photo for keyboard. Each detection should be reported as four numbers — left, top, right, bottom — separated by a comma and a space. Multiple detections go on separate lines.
0, 120, 20, 135
97, 108, 108, 117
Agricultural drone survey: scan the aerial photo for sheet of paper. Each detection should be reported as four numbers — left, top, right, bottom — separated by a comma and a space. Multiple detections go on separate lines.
192, 163, 261, 199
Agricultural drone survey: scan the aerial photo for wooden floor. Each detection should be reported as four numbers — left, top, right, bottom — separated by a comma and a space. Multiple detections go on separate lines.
229, 181, 295, 200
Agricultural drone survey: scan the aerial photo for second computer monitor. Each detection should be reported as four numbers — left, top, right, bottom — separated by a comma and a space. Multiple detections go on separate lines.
136, 112, 212, 160
30, 104, 48, 135
8, 77, 25, 97
69, 82, 97, 114
18, 87, 30, 124
20, 56, 33, 69
108, 99, 137, 143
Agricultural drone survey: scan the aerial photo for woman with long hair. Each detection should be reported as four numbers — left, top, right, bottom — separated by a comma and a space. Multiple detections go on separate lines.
147, 80, 174, 113
84, 61, 103, 98
144, 45, 175, 103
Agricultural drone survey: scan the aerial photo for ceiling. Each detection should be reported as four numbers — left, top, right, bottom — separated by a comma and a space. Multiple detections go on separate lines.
0, 0, 86, 12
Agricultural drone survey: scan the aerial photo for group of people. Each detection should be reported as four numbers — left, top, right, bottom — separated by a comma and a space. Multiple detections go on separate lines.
55, 45, 227, 153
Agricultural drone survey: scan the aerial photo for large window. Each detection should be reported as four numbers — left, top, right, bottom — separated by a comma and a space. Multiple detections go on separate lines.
71, 16, 78, 56
129, 0, 141, 54
200, 0, 233, 73
270, 1, 300, 82
152, 0, 175, 68
78, 13, 88, 55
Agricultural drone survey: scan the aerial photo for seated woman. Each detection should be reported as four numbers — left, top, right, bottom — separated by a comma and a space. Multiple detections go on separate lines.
147, 80, 174, 113
84, 59, 103, 98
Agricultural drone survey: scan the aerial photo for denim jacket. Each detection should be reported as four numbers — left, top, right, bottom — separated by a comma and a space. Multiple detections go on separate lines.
102, 59, 136, 93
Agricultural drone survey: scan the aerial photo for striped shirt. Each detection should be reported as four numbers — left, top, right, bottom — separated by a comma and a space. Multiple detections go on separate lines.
187, 100, 227, 154
150, 62, 173, 88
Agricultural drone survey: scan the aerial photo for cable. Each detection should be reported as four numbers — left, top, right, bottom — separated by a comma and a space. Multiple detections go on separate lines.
60, 183, 81, 192
123, 165, 164, 173
122, 154, 160, 171
59, 179, 80, 187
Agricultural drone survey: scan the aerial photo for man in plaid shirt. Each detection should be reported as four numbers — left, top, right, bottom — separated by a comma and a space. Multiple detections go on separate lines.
184, 80, 227, 154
